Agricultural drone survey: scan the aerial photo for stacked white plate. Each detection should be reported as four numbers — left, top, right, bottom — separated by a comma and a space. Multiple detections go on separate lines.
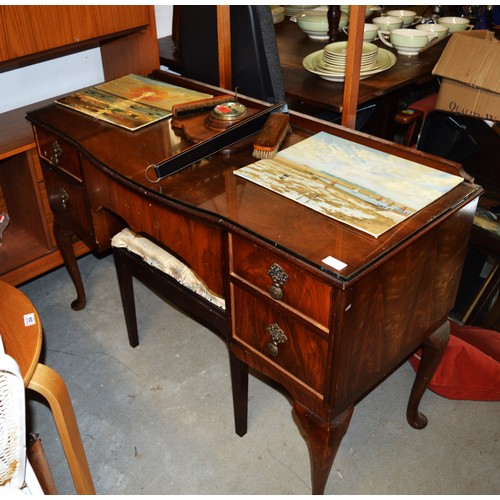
270, 5, 285, 24
322, 42, 379, 71
303, 42, 397, 82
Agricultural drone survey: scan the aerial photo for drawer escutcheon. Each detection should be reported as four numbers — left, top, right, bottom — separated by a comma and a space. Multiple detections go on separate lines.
59, 187, 70, 210
267, 263, 288, 300
266, 323, 288, 358
50, 140, 63, 167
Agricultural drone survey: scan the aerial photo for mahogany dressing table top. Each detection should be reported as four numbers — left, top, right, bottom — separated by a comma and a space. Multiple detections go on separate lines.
26, 73, 480, 288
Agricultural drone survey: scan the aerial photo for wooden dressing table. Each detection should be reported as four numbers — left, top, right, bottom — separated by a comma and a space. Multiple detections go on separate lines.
26, 71, 482, 494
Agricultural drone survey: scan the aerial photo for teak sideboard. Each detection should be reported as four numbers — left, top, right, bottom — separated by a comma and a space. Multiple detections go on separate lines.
0, 5, 158, 286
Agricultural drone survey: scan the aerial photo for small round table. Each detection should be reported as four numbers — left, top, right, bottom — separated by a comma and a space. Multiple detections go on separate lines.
0, 280, 95, 495
0, 280, 42, 386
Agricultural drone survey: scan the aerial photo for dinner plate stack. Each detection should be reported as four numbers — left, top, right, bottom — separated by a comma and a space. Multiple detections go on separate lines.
322, 42, 379, 71
270, 5, 285, 24
302, 41, 397, 82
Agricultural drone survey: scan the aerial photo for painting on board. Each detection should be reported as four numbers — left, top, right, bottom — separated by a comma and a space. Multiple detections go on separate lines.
56, 74, 212, 130
56, 88, 171, 131
95, 74, 212, 112
234, 131, 464, 238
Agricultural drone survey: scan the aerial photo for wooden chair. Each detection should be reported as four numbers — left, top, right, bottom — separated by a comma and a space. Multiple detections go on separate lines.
0, 280, 95, 494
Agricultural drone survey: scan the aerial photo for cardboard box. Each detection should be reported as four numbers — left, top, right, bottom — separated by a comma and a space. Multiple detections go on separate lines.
432, 30, 500, 122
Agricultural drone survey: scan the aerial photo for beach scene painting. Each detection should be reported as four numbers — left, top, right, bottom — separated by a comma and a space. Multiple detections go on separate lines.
234, 131, 464, 237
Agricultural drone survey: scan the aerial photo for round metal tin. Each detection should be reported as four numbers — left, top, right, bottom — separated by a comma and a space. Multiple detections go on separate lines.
211, 101, 248, 120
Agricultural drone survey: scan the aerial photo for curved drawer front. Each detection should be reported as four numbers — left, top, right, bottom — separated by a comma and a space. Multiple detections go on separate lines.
34, 127, 82, 180
230, 234, 332, 328
42, 162, 93, 241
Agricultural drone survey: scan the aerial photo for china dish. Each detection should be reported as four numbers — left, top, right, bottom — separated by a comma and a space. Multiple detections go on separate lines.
271, 5, 285, 24
415, 23, 449, 39
378, 28, 439, 56
322, 41, 379, 70
323, 41, 378, 59
437, 16, 472, 33
385, 9, 422, 27
284, 5, 320, 17
293, 9, 349, 41
303, 48, 397, 82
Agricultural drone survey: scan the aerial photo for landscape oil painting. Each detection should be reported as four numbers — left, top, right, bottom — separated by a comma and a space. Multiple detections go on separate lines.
56, 74, 212, 131
234, 132, 464, 237
56, 87, 171, 131
95, 74, 212, 112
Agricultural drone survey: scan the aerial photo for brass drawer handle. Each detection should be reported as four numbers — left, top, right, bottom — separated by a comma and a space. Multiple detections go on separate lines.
59, 187, 69, 210
267, 263, 288, 301
266, 323, 288, 358
50, 140, 63, 167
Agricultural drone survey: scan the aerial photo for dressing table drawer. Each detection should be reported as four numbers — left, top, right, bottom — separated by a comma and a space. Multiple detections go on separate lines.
231, 285, 329, 397
42, 161, 93, 241
230, 234, 332, 328
34, 127, 83, 180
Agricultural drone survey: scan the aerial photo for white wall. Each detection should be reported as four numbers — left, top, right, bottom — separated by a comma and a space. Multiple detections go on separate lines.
155, 4, 174, 39
0, 5, 173, 114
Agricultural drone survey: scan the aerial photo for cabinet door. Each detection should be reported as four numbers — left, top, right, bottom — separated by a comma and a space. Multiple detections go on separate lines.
0, 6, 150, 62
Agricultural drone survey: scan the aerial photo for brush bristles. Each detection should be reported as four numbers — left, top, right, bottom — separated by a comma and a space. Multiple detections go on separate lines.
252, 148, 281, 159
252, 114, 290, 159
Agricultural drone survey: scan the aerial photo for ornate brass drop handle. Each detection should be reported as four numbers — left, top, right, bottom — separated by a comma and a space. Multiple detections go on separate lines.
59, 187, 69, 210
49, 141, 63, 167
266, 323, 288, 358
267, 263, 288, 301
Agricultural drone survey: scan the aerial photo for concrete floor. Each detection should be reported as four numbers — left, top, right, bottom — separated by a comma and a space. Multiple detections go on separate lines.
20, 252, 499, 495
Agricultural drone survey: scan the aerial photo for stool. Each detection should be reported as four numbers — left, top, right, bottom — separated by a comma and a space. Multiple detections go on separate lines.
111, 228, 226, 348
0, 280, 95, 495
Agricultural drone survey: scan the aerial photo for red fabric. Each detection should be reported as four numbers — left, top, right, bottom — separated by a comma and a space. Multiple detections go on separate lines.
409, 321, 500, 401
408, 93, 438, 119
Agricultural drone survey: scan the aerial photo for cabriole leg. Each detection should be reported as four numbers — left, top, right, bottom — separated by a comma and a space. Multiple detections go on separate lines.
53, 221, 86, 311
407, 321, 450, 429
294, 402, 354, 495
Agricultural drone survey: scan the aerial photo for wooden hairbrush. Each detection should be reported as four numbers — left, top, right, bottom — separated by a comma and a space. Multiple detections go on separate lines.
252, 113, 291, 159
171, 95, 234, 118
